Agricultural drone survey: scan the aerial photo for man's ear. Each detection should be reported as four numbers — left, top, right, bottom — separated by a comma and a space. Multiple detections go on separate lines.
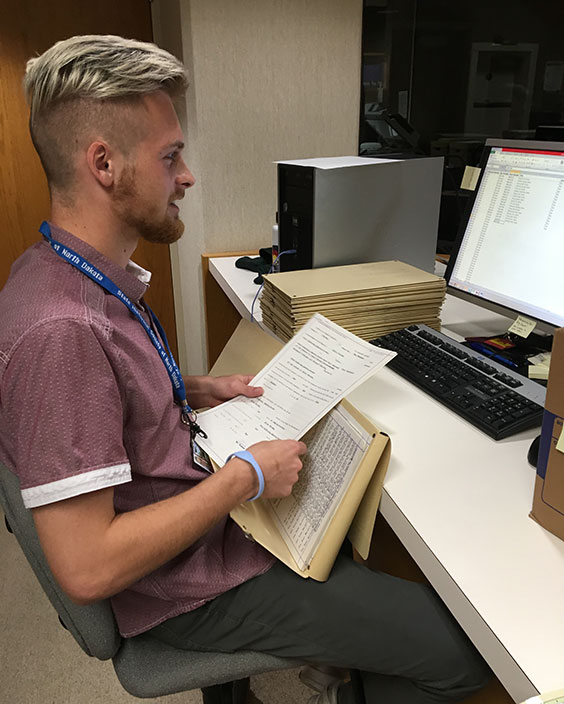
86, 141, 118, 187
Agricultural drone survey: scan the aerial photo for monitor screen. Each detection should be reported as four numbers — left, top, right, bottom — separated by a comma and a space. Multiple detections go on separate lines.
445, 139, 564, 333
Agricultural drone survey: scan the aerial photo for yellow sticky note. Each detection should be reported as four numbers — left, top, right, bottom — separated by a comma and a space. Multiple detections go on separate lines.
461, 166, 481, 191
508, 315, 536, 338
527, 691, 564, 704
557, 429, 564, 454
523, 689, 564, 703
529, 365, 549, 380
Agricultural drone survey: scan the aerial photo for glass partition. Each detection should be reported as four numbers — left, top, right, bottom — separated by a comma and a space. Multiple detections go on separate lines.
360, 0, 564, 250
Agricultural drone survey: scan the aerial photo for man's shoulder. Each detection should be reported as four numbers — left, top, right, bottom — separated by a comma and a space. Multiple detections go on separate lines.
0, 242, 108, 363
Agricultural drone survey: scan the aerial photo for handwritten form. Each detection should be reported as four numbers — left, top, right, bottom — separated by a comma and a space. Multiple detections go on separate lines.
197, 313, 395, 466
269, 404, 372, 570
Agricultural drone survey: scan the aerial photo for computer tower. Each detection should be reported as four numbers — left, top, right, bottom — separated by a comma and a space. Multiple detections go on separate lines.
276, 155, 444, 273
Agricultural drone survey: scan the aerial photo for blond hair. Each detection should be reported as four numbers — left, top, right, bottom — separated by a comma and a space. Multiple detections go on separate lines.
24, 35, 188, 192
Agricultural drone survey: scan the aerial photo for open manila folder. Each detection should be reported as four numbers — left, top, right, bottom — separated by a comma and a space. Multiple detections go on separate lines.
208, 319, 391, 581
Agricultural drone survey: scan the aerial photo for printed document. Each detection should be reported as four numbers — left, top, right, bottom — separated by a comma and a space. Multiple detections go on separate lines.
197, 313, 395, 466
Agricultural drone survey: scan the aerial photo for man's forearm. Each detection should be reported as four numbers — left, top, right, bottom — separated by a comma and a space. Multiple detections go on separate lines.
184, 374, 215, 409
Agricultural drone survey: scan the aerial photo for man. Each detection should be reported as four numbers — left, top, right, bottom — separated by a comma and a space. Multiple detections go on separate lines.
0, 35, 489, 704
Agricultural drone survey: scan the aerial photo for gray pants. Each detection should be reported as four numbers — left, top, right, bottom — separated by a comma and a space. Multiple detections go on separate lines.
149, 554, 490, 703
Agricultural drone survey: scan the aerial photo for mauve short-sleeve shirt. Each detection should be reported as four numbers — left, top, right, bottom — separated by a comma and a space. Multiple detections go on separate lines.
0, 224, 274, 636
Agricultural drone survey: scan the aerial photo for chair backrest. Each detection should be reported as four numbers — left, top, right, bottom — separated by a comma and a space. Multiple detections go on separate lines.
0, 463, 121, 661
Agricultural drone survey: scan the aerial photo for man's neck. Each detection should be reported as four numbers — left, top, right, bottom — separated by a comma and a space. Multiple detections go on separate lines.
50, 204, 138, 269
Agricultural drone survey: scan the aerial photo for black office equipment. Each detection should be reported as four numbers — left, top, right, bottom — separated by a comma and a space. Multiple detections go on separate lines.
527, 434, 541, 468
535, 125, 564, 141
360, 105, 422, 156
370, 324, 546, 440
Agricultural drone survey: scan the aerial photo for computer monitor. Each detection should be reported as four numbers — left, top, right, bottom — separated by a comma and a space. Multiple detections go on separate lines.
445, 139, 564, 335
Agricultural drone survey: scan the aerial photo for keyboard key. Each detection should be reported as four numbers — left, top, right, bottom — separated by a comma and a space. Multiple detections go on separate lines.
466, 358, 497, 375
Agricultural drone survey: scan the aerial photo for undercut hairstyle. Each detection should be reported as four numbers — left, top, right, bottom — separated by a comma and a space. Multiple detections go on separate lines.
23, 35, 189, 193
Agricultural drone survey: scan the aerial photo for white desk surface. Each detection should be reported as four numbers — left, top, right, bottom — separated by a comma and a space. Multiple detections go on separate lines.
208, 256, 564, 703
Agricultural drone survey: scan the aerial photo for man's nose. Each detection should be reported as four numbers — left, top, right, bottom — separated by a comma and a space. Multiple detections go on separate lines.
176, 157, 196, 190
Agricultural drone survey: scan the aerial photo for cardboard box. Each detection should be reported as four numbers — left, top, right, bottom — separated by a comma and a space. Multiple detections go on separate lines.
530, 327, 564, 541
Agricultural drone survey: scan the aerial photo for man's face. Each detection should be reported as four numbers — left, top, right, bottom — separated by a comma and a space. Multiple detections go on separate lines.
111, 92, 195, 245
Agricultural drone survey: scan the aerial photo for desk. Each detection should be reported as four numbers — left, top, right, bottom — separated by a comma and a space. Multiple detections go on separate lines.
203, 256, 564, 703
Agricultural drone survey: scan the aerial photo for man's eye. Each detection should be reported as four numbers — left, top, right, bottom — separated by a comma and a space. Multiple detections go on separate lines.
165, 153, 179, 163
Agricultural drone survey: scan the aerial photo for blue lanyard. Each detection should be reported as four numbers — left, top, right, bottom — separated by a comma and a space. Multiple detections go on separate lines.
39, 221, 207, 439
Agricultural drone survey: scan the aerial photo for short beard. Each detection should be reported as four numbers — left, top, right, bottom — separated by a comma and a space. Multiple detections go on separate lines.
113, 165, 185, 245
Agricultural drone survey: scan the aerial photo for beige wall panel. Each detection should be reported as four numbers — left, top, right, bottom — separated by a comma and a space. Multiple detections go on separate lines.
189, 0, 363, 253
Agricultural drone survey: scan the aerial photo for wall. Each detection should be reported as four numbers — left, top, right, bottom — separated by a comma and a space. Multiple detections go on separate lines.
152, 0, 363, 373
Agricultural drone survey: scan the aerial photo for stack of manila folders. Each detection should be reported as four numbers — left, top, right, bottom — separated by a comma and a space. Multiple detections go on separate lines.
259, 260, 446, 343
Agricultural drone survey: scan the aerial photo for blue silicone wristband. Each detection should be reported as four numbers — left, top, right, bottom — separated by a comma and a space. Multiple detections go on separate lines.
226, 450, 265, 501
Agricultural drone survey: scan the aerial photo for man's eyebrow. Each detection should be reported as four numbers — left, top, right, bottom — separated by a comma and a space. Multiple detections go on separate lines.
163, 140, 185, 151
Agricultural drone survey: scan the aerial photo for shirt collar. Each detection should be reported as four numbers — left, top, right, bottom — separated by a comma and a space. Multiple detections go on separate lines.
43, 223, 151, 304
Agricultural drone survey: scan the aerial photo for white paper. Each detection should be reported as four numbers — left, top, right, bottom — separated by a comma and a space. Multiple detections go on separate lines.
275, 156, 396, 169
528, 351, 551, 367
196, 313, 395, 466
268, 404, 371, 570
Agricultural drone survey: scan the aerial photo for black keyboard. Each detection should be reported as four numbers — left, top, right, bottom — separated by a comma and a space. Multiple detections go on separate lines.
370, 324, 546, 440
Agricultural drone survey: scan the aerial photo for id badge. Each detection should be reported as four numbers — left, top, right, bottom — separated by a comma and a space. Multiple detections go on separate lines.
193, 441, 213, 473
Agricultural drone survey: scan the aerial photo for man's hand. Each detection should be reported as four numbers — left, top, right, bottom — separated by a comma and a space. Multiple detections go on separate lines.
186, 374, 263, 409
224, 439, 308, 500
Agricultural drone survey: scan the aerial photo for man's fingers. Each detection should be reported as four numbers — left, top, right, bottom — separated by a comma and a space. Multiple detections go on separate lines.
248, 384, 264, 396
230, 375, 263, 398
240, 383, 263, 398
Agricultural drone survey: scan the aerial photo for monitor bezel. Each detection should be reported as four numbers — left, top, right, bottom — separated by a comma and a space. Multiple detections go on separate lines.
444, 138, 564, 335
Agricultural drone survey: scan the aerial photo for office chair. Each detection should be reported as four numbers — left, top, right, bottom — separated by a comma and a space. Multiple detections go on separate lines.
0, 462, 299, 703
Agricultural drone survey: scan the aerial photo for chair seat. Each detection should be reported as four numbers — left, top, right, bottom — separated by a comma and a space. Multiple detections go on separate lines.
114, 634, 299, 698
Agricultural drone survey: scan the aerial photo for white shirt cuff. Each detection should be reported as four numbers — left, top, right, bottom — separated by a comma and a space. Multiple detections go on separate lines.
21, 463, 132, 508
